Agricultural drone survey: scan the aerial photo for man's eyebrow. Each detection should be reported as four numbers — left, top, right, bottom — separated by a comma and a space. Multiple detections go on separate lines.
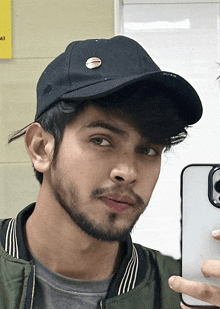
84, 121, 126, 136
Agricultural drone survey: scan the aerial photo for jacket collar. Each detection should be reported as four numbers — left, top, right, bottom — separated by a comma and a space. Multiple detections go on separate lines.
0, 203, 147, 298
1, 203, 34, 261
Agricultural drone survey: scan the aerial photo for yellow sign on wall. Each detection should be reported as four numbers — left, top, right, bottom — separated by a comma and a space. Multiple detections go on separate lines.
0, 0, 12, 59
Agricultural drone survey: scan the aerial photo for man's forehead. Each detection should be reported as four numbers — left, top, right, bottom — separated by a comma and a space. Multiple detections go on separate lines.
84, 121, 126, 136
77, 105, 130, 132
62, 102, 169, 148
70, 104, 143, 139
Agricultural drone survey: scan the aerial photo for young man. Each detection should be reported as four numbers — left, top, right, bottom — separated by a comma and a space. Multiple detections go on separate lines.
1, 36, 219, 308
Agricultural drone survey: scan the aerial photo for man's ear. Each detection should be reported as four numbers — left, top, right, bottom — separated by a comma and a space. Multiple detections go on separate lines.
25, 123, 55, 173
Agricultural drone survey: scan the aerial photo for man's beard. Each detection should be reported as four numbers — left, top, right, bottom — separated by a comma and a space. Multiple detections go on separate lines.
51, 175, 146, 242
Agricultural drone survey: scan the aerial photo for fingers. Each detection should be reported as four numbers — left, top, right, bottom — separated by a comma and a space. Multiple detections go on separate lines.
212, 229, 220, 241
200, 230, 220, 278
202, 260, 220, 278
172, 230, 220, 308
168, 276, 220, 307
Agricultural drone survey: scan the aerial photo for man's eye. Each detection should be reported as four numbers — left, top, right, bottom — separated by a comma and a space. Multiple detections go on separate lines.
91, 137, 110, 146
138, 147, 158, 156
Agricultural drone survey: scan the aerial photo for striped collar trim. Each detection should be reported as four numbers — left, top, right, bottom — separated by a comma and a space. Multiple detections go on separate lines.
118, 244, 139, 295
4, 218, 19, 259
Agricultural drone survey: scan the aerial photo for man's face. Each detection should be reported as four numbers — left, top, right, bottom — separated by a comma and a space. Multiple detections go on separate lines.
49, 104, 164, 242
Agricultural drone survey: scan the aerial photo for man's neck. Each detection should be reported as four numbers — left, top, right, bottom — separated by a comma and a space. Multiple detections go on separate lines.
25, 198, 121, 281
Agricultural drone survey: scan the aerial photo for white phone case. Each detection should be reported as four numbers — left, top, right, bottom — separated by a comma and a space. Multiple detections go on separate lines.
181, 164, 220, 307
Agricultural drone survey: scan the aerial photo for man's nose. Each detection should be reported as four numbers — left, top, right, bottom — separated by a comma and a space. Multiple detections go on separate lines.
110, 155, 138, 185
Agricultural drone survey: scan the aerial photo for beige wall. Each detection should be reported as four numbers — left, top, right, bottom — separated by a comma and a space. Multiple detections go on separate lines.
0, 0, 115, 217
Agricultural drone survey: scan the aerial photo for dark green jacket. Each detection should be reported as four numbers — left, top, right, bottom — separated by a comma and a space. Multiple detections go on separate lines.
0, 204, 181, 309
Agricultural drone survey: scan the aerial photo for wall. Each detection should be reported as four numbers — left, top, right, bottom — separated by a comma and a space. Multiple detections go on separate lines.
0, 0, 115, 217
121, 1, 220, 258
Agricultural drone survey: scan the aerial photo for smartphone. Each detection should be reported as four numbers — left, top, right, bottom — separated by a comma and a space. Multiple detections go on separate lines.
181, 164, 220, 307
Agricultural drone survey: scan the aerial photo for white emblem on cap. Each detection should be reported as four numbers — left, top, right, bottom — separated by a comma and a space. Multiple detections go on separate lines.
86, 57, 102, 69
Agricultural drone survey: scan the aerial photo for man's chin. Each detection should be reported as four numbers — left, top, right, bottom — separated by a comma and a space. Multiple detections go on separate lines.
58, 197, 136, 242
78, 218, 134, 242
88, 228, 131, 243
76, 219, 133, 242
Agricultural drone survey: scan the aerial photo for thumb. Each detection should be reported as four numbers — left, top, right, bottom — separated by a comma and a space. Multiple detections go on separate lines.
212, 229, 220, 240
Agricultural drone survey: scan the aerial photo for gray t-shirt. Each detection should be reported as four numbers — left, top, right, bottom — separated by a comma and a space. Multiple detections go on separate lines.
32, 257, 113, 309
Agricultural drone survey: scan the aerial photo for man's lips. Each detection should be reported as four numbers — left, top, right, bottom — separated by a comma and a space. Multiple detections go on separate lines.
105, 194, 134, 205
100, 194, 134, 213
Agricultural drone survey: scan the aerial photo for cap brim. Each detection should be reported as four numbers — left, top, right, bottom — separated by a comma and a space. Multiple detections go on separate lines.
61, 71, 202, 125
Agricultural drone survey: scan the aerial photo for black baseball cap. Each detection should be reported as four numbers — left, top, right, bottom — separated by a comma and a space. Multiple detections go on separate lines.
36, 35, 202, 124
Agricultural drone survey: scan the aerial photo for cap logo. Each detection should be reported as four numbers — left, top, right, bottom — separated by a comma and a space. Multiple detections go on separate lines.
86, 57, 102, 69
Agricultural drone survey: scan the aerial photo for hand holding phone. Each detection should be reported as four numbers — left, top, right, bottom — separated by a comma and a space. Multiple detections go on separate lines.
180, 164, 220, 307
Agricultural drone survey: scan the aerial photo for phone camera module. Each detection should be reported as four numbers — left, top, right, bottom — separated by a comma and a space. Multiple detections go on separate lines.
214, 180, 220, 193
208, 167, 220, 207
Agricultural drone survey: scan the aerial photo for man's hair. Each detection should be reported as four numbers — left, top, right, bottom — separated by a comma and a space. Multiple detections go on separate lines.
9, 82, 188, 184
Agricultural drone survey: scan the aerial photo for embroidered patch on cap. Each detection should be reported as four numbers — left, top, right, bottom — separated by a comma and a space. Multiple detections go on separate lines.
86, 57, 102, 69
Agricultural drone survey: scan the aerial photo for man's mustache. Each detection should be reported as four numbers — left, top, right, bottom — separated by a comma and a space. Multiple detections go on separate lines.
91, 186, 145, 208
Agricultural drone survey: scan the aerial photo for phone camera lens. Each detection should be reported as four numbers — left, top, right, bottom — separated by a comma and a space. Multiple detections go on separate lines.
214, 180, 220, 193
